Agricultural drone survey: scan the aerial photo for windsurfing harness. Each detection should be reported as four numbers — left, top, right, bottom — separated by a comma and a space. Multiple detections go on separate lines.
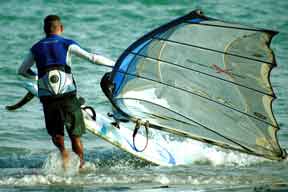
101, 10, 287, 160
31, 34, 77, 97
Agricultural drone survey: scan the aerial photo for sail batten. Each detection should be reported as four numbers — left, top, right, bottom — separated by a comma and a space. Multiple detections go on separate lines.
184, 21, 278, 34
151, 37, 276, 65
129, 50, 275, 97
102, 10, 286, 160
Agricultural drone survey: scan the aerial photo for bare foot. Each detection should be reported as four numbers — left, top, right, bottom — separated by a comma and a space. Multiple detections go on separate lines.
62, 150, 69, 170
79, 159, 85, 169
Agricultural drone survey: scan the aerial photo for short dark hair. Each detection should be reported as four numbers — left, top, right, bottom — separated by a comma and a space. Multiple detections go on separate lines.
43, 15, 62, 35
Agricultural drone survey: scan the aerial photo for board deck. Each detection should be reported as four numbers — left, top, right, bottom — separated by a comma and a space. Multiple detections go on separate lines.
84, 112, 178, 166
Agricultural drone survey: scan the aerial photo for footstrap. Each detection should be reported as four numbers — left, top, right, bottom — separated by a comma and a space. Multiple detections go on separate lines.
132, 119, 149, 152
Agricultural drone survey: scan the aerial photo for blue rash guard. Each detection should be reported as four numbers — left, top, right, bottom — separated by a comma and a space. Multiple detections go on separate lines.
31, 34, 78, 98
18, 34, 115, 100
31, 34, 77, 77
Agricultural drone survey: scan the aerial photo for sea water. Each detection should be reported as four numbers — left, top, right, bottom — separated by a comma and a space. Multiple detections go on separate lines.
0, 0, 288, 191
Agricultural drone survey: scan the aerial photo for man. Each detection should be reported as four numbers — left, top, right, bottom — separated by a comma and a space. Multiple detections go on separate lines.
18, 15, 114, 169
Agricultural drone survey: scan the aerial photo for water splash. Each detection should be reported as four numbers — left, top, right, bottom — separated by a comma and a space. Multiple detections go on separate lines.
41, 151, 81, 176
151, 131, 269, 167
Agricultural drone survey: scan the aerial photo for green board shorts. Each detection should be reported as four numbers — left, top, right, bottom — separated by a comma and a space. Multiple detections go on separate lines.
41, 94, 86, 137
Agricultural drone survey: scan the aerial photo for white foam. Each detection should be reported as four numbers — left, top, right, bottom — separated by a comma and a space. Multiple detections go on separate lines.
80, 161, 97, 173
41, 151, 80, 176
153, 131, 268, 167
0, 151, 100, 186
0, 175, 51, 186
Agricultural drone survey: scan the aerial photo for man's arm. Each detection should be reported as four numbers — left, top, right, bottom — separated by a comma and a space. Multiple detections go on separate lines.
69, 44, 115, 67
17, 52, 37, 80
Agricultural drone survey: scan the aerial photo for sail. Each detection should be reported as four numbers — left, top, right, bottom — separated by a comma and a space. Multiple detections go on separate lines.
101, 10, 286, 160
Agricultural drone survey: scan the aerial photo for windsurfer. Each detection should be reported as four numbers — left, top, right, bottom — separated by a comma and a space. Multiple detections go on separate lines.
18, 15, 114, 169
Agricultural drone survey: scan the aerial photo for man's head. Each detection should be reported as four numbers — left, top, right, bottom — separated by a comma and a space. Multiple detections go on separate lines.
44, 15, 63, 36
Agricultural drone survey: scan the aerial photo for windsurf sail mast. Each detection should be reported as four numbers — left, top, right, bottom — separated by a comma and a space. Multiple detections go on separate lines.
101, 10, 286, 160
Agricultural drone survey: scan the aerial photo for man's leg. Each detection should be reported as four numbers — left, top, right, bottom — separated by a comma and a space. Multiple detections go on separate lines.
64, 95, 86, 168
69, 135, 84, 168
52, 134, 69, 169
